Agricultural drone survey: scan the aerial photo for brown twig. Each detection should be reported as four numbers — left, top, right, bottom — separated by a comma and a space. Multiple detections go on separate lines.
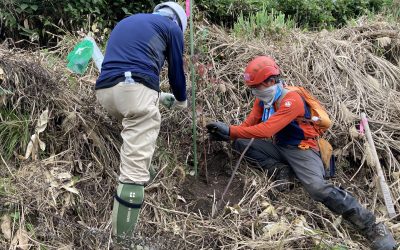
217, 138, 254, 211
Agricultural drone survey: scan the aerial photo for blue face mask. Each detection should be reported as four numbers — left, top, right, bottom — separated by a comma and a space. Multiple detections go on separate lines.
252, 82, 283, 108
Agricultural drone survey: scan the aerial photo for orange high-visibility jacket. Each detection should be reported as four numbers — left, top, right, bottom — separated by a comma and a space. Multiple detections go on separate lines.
229, 91, 320, 150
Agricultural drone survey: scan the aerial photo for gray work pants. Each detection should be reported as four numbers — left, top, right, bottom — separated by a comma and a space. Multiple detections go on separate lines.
233, 139, 375, 232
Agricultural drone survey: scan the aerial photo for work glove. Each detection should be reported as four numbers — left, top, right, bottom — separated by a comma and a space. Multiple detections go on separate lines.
173, 100, 187, 110
206, 121, 230, 141
160, 92, 188, 110
160, 92, 176, 109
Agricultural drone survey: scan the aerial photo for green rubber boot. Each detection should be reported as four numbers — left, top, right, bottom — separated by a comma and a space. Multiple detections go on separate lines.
112, 182, 144, 242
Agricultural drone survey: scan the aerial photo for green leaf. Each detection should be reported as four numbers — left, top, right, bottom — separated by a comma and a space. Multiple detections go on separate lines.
26, 223, 34, 233
30, 5, 38, 11
121, 7, 129, 14
19, 4, 29, 10
44, 19, 52, 26
10, 211, 20, 220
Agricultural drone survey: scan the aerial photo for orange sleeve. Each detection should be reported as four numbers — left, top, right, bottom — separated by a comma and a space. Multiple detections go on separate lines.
230, 92, 305, 139
239, 98, 263, 127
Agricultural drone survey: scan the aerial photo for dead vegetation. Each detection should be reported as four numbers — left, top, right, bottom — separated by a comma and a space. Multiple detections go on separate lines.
1, 19, 400, 249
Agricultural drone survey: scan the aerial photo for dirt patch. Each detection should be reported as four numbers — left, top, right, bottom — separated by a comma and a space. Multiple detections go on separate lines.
179, 150, 245, 215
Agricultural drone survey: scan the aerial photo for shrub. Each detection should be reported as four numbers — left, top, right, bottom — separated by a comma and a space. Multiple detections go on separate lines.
197, 0, 393, 29
233, 8, 295, 39
0, 108, 30, 160
0, 0, 396, 46
0, 0, 155, 46
196, 0, 275, 27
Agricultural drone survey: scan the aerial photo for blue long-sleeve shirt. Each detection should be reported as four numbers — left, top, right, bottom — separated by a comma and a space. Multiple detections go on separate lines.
95, 13, 187, 101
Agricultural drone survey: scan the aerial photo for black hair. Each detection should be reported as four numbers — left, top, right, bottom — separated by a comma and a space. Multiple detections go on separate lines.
263, 75, 281, 84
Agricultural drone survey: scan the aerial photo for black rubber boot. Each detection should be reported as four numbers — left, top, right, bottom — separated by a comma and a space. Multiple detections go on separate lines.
323, 188, 397, 250
365, 222, 397, 250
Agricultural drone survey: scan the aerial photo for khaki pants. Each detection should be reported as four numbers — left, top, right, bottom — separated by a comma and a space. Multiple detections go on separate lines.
96, 83, 161, 184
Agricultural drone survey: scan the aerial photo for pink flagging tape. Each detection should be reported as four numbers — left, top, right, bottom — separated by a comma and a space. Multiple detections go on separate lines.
186, 0, 190, 17
360, 117, 367, 134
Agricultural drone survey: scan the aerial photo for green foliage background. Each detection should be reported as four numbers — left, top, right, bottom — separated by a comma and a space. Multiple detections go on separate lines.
0, 0, 155, 45
0, 0, 398, 45
196, 0, 395, 28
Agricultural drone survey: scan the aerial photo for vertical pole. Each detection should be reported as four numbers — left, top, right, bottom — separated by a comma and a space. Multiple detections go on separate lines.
189, 0, 198, 177
361, 113, 396, 218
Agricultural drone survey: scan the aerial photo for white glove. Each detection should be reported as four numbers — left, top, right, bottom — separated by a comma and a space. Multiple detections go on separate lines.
160, 92, 187, 110
173, 100, 187, 110
160, 92, 176, 109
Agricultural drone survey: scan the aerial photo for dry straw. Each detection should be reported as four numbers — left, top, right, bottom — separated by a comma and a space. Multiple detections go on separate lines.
1, 19, 400, 249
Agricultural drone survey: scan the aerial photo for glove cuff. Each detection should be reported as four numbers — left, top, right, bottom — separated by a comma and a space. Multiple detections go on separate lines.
174, 100, 187, 109
228, 125, 236, 139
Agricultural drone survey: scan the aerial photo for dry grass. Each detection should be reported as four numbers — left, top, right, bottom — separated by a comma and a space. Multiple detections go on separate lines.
1, 18, 400, 249
0, 45, 120, 248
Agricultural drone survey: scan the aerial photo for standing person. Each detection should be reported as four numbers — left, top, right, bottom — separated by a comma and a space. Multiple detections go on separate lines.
207, 56, 397, 250
95, 2, 188, 240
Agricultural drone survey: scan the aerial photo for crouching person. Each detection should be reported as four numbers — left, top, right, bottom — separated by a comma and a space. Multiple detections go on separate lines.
207, 56, 397, 250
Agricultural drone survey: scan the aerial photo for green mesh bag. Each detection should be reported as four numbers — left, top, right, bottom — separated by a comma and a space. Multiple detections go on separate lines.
67, 40, 94, 75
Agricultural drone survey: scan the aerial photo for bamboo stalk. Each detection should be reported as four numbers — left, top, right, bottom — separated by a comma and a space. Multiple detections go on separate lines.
189, 0, 198, 177
361, 112, 396, 218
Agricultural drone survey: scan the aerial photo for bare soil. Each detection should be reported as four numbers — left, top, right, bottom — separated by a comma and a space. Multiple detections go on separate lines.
179, 150, 245, 215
